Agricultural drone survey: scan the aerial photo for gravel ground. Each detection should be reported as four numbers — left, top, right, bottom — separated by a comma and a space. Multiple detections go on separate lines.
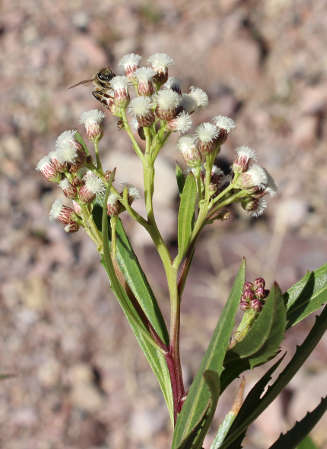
1, 0, 327, 448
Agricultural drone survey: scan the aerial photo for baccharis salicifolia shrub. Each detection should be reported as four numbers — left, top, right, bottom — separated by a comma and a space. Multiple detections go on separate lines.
36, 52, 327, 449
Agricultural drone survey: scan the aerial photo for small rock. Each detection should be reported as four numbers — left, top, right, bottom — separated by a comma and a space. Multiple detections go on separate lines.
38, 359, 61, 388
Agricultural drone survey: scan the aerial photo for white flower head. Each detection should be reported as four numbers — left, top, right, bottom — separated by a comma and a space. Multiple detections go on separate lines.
250, 197, 267, 217
55, 130, 79, 164
195, 122, 218, 143
49, 199, 74, 224
147, 53, 174, 72
49, 199, 64, 221
128, 96, 153, 117
134, 67, 155, 83
110, 75, 129, 93
233, 146, 257, 173
36, 155, 51, 171
245, 163, 268, 188
213, 115, 236, 133
80, 109, 105, 139
189, 86, 208, 109
128, 186, 140, 200
84, 170, 105, 194
167, 111, 192, 134
164, 77, 182, 93
119, 53, 142, 75
156, 89, 180, 111
178, 135, 202, 166
236, 146, 257, 161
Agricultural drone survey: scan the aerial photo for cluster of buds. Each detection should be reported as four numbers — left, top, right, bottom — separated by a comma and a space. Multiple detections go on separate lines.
240, 278, 269, 312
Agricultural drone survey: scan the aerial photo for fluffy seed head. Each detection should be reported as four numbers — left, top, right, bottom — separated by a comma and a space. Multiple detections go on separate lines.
148, 53, 174, 72
128, 96, 155, 127
167, 111, 192, 134
233, 146, 257, 173
49, 199, 75, 224
189, 86, 208, 109
178, 135, 202, 167
155, 89, 181, 120
236, 163, 268, 190
134, 67, 155, 95
107, 192, 123, 216
80, 109, 105, 140
110, 76, 130, 106
196, 122, 219, 155
128, 186, 140, 201
119, 53, 142, 76
213, 115, 236, 133
84, 171, 106, 194
55, 130, 85, 170
36, 155, 60, 182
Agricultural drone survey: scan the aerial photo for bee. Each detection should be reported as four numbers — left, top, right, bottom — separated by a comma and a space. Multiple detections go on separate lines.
69, 66, 116, 109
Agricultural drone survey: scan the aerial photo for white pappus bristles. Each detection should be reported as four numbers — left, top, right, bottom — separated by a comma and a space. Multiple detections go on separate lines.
167, 111, 192, 134
110, 76, 130, 106
164, 77, 182, 94
189, 86, 208, 109
128, 186, 140, 201
128, 96, 155, 127
36, 155, 59, 182
196, 123, 218, 143
55, 130, 81, 165
177, 135, 202, 167
84, 171, 105, 195
148, 53, 174, 72
250, 197, 267, 217
212, 115, 236, 133
233, 146, 257, 173
49, 199, 75, 224
59, 178, 77, 199
107, 191, 122, 216
236, 163, 268, 190
80, 109, 105, 140
119, 53, 142, 76
134, 67, 155, 96
155, 89, 180, 120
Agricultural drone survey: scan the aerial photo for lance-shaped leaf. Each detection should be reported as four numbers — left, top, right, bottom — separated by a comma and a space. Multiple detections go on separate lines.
100, 189, 174, 423
177, 173, 197, 261
269, 396, 327, 449
176, 163, 186, 195
221, 284, 287, 391
284, 262, 327, 327
172, 260, 245, 449
219, 305, 327, 449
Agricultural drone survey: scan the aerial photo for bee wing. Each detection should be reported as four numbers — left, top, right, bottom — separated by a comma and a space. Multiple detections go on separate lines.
68, 78, 94, 89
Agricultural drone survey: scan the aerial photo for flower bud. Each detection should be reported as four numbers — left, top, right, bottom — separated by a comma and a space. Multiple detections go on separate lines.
233, 146, 257, 173
128, 96, 155, 127
167, 111, 192, 134
243, 281, 254, 291
195, 122, 219, 155
80, 109, 105, 140
49, 199, 75, 224
188, 86, 208, 110
110, 76, 130, 108
64, 222, 80, 233
240, 299, 250, 311
234, 163, 268, 191
242, 289, 255, 301
107, 192, 123, 216
55, 130, 86, 173
255, 286, 266, 300
134, 67, 155, 96
59, 178, 77, 199
118, 53, 142, 77
36, 156, 61, 182
79, 171, 106, 203
254, 277, 265, 291
178, 135, 202, 167
212, 115, 236, 144
72, 200, 82, 215
147, 53, 174, 85
49, 151, 66, 173
250, 297, 263, 312
155, 89, 181, 121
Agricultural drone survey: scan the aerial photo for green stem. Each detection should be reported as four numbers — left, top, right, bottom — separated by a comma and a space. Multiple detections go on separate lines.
229, 309, 257, 348
121, 108, 144, 160
93, 137, 103, 172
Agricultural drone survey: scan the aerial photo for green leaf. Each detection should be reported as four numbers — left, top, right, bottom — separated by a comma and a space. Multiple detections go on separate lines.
101, 186, 174, 423
176, 164, 186, 195
219, 305, 327, 449
297, 436, 319, 449
284, 263, 327, 327
269, 397, 327, 449
221, 284, 287, 391
172, 260, 246, 449
177, 173, 197, 261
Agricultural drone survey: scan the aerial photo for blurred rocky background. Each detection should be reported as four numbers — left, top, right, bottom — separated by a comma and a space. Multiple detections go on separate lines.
0, 0, 327, 448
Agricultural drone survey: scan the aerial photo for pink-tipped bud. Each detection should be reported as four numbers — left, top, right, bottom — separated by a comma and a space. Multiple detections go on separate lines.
119, 53, 142, 77
147, 53, 174, 85
49, 199, 75, 225
240, 300, 250, 311
254, 277, 265, 290
250, 298, 263, 312
243, 289, 255, 302
255, 286, 266, 300
155, 89, 181, 121
233, 146, 257, 173
48, 151, 66, 173
59, 178, 77, 199
72, 200, 82, 215
178, 135, 202, 167
234, 164, 268, 191
78, 171, 105, 203
195, 122, 219, 155
110, 76, 130, 108
167, 111, 192, 134
36, 156, 61, 182
212, 115, 236, 145
80, 109, 105, 140
243, 281, 254, 292
107, 192, 123, 216
134, 67, 155, 96
64, 222, 80, 233
128, 96, 155, 127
